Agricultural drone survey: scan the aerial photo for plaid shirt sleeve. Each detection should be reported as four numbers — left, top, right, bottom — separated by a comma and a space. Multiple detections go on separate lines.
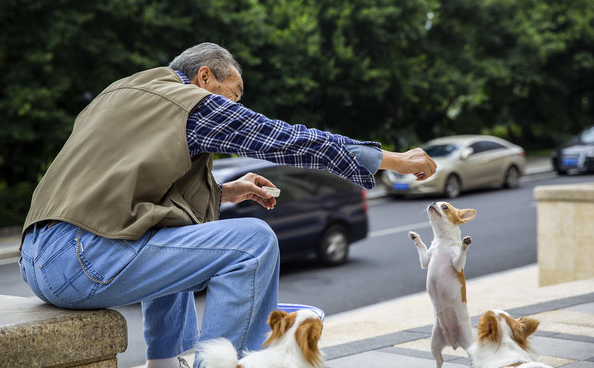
178, 73, 381, 189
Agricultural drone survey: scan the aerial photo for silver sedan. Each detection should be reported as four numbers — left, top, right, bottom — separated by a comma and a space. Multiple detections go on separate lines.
381, 135, 526, 198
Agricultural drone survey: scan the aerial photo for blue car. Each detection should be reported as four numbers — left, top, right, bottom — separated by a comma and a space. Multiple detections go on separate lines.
211, 157, 369, 266
551, 125, 594, 175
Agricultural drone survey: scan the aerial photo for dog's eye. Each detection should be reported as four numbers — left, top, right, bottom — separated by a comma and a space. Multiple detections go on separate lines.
441, 205, 448, 210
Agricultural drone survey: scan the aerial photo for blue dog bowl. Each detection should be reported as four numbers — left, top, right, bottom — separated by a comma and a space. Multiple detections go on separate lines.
277, 303, 325, 322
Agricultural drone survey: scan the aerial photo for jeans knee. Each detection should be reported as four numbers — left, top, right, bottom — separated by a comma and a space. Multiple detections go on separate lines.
244, 218, 279, 260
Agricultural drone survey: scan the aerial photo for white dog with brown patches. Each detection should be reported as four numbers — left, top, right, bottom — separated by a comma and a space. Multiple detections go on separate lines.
197, 309, 324, 368
468, 309, 552, 368
408, 201, 476, 368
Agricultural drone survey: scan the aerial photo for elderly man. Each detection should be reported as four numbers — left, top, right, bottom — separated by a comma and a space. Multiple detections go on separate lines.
20, 43, 436, 368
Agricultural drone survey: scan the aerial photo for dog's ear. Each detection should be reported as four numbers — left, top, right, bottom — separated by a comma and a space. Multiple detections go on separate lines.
262, 310, 295, 348
501, 314, 539, 350
518, 316, 540, 337
295, 318, 324, 367
457, 209, 476, 224
267, 310, 289, 330
511, 316, 540, 348
476, 310, 499, 343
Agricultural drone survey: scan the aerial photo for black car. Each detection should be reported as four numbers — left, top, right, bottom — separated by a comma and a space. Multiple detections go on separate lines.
551, 126, 594, 175
211, 157, 369, 266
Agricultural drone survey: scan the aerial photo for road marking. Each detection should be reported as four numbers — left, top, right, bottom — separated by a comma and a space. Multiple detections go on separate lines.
521, 172, 556, 182
369, 221, 430, 238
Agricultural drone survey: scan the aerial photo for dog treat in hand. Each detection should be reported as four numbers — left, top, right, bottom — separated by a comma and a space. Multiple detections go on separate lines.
262, 186, 280, 197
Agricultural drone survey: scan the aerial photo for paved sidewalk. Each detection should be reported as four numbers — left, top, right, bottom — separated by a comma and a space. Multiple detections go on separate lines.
320, 265, 594, 368
0, 229, 20, 266
170, 265, 593, 368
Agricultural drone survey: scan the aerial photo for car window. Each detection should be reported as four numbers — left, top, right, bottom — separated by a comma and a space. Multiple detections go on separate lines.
469, 140, 505, 154
214, 159, 357, 207
422, 144, 460, 157
578, 126, 594, 144
257, 166, 318, 205
315, 170, 356, 195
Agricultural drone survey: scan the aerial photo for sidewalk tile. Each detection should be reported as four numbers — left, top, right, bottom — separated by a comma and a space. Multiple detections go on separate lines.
327, 350, 467, 368
533, 335, 594, 360
559, 362, 594, 368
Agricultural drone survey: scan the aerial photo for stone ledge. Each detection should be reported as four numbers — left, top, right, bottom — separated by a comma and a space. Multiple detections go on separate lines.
534, 182, 594, 202
0, 295, 127, 368
534, 183, 594, 286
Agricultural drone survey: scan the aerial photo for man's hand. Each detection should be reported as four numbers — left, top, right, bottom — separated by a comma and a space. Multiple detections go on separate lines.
221, 173, 278, 209
379, 148, 437, 181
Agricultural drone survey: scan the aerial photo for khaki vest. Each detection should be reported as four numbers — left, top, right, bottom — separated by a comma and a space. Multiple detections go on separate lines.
23, 67, 220, 240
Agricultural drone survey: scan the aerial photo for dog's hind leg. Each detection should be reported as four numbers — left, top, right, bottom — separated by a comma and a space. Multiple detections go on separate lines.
430, 322, 447, 368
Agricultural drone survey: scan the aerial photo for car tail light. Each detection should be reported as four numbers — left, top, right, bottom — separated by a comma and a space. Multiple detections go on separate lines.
361, 190, 368, 213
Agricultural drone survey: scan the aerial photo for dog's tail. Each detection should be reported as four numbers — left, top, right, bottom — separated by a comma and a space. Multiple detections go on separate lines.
196, 338, 239, 368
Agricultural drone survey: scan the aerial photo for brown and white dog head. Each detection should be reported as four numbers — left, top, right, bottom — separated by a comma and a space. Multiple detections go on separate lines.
476, 309, 540, 349
428, 201, 476, 228
468, 309, 551, 368
262, 309, 324, 367
197, 309, 324, 368
427, 201, 476, 239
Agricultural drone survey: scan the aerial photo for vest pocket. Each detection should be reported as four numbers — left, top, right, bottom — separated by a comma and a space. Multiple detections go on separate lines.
157, 194, 198, 227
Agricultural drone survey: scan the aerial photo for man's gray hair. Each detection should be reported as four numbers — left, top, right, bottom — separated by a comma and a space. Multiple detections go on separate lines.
169, 42, 242, 81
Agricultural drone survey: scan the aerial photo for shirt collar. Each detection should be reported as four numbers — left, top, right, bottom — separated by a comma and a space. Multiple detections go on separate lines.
174, 70, 191, 84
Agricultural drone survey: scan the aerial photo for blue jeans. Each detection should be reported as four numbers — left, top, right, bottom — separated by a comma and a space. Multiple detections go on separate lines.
20, 219, 280, 363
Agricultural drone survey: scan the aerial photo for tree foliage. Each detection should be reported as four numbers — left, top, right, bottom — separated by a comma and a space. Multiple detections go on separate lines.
1, 0, 593, 225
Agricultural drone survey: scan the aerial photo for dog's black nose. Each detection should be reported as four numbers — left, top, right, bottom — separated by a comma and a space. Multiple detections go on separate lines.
430, 201, 437, 206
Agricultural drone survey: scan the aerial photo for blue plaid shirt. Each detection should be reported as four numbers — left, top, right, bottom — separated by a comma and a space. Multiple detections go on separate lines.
176, 70, 380, 189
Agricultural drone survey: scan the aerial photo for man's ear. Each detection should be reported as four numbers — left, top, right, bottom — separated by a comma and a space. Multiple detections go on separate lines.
191, 66, 211, 88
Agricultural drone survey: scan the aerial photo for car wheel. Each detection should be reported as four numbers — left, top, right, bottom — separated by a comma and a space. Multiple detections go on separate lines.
317, 224, 349, 266
503, 166, 520, 188
556, 169, 568, 175
552, 158, 568, 175
444, 174, 461, 198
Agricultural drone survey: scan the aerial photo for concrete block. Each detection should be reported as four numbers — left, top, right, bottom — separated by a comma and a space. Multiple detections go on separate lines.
534, 183, 594, 286
0, 295, 127, 368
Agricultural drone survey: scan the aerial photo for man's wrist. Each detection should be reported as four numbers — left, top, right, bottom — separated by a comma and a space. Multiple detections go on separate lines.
379, 150, 401, 171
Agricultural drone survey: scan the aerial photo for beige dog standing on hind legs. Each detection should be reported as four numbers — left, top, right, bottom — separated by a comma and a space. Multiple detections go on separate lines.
408, 201, 476, 368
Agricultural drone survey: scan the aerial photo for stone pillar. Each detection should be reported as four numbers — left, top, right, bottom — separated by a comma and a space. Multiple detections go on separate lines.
534, 183, 594, 286
0, 295, 127, 368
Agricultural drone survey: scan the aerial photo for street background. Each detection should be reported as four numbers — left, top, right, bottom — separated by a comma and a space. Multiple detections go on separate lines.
2, 157, 593, 367
2, 1, 594, 367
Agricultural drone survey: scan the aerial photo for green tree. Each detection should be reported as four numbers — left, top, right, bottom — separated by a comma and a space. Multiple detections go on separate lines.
243, 0, 438, 149
0, 0, 230, 225
436, 0, 594, 148
2, 0, 594, 226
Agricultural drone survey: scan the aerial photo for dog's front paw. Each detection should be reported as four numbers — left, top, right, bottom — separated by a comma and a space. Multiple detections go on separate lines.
408, 231, 419, 241
462, 236, 472, 250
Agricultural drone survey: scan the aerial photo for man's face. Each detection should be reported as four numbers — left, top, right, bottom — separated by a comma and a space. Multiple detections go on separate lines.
192, 66, 244, 103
